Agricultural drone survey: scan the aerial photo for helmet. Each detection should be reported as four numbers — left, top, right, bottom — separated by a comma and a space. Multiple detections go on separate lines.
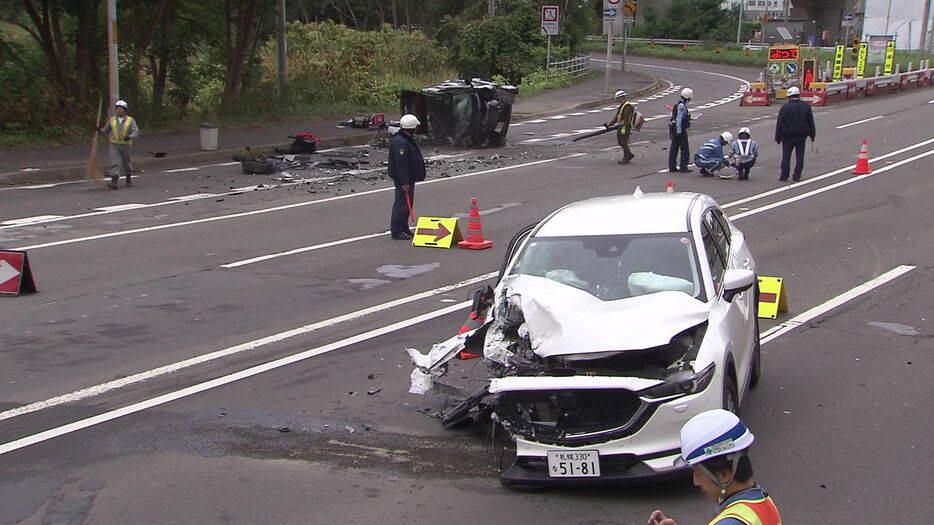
787, 86, 801, 97
115, 100, 128, 109
738, 126, 751, 137
399, 114, 420, 130
614, 89, 627, 99
680, 88, 694, 100
720, 131, 734, 143
676, 409, 754, 467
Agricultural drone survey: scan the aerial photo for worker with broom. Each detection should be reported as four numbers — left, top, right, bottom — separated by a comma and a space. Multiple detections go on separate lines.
98, 100, 139, 189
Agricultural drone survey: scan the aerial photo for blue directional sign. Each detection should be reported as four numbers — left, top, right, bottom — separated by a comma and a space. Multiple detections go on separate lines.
785, 62, 798, 75
604, 7, 618, 17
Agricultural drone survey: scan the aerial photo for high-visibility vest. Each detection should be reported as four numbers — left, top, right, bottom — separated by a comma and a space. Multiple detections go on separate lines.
616, 101, 634, 133
707, 494, 781, 525
110, 116, 135, 145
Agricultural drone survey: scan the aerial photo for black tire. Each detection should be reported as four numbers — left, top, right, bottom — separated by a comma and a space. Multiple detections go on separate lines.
240, 160, 276, 175
723, 373, 739, 415
750, 315, 762, 389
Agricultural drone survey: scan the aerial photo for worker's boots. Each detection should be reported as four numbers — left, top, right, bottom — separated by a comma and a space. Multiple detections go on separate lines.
125, 175, 132, 187
107, 177, 118, 190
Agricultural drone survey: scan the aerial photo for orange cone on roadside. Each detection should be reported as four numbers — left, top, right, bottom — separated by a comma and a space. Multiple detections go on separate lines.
458, 197, 493, 250
853, 139, 872, 175
666, 180, 675, 192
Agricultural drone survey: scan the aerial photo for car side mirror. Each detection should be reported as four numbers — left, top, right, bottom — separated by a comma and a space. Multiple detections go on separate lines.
722, 269, 756, 303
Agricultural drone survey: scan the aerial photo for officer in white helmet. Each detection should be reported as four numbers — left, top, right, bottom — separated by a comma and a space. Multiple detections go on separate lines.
729, 127, 759, 181
603, 89, 637, 164
774, 85, 816, 182
98, 99, 139, 189
647, 410, 782, 525
667, 88, 694, 173
387, 114, 426, 240
693, 131, 734, 178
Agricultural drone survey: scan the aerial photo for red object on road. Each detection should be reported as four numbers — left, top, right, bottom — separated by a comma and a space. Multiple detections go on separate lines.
0, 250, 38, 297
853, 139, 872, 175
457, 197, 493, 250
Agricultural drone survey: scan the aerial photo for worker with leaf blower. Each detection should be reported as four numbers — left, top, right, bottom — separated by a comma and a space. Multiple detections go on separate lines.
604, 89, 641, 164
98, 100, 139, 189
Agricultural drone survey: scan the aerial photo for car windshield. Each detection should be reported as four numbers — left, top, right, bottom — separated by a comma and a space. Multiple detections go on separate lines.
509, 233, 702, 301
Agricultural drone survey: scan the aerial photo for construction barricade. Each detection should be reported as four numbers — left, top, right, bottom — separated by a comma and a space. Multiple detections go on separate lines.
740, 82, 771, 106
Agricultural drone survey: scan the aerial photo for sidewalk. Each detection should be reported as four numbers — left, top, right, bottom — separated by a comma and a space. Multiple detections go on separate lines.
0, 67, 656, 186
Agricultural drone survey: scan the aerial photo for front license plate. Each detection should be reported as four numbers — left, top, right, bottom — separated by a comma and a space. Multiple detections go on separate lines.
546, 450, 600, 478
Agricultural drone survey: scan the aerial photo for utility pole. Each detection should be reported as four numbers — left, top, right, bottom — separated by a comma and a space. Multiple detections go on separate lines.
783, 0, 789, 24
921, 0, 932, 54
736, 0, 744, 44
885, 0, 892, 34
106, 0, 119, 114
277, 0, 288, 96
604, 20, 613, 95
488, 0, 495, 17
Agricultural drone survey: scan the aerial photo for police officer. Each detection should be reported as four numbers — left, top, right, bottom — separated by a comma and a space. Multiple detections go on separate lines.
387, 114, 426, 240
774, 86, 816, 182
604, 89, 636, 164
730, 127, 759, 181
647, 410, 782, 525
694, 131, 733, 178
668, 88, 694, 173
98, 100, 139, 189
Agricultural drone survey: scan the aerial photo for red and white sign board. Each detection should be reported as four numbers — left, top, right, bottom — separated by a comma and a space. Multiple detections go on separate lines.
0, 250, 38, 297
800, 90, 827, 106
542, 5, 559, 35
740, 90, 771, 106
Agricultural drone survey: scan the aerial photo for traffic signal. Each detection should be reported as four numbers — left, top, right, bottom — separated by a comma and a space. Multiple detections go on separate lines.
851, 38, 860, 56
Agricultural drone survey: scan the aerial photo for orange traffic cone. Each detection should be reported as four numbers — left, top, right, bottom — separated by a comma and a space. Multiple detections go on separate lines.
458, 197, 493, 250
666, 180, 675, 192
853, 139, 872, 175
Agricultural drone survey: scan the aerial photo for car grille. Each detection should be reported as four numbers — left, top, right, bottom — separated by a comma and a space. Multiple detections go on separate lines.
494, 389, 649, 444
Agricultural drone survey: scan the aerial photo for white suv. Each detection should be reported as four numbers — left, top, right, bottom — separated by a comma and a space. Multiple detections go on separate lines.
407, 192, 761, 485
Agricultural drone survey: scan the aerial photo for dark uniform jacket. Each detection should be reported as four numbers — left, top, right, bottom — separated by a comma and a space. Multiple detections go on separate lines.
388, 131, 426, 185
774, 99, 816, 142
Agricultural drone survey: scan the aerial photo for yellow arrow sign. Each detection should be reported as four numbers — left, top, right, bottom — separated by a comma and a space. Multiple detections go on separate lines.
757, 276, 789, 319
411, 217, 463, 249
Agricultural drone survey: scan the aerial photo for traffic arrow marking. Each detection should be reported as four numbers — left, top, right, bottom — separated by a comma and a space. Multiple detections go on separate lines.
416, 222, 451, 242
0, 259, 21, 285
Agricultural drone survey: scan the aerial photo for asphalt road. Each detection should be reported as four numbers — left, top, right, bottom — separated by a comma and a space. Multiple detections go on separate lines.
2, 56, 933, 524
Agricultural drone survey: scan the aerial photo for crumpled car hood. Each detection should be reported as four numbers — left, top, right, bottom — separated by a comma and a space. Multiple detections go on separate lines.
496, 274, 709, 358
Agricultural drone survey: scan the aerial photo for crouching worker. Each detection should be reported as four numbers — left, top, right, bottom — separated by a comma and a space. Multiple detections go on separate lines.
694, 132, 733, 178
647, 409, 782, 525
730, 127, 759, 181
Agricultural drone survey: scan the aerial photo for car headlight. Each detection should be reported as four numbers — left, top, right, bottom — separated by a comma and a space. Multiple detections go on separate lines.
638, 363, 716, 401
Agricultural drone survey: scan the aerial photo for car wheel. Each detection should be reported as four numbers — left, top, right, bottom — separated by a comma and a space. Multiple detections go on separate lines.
749, 315, 762, 389
723, 375, 739, 415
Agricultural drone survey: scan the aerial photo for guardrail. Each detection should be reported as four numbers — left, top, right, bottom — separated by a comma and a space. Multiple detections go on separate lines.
547, 53, 591, 79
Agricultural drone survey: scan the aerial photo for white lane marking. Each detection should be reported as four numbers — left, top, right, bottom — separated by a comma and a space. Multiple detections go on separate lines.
0, 300, 471, 456
221, 231, 389, 268
729, 148, 934, 220
168, 193, 219, 201
1, 261, 915, 454
928, 100, 934, 104
761, 265, 916, 344
569, 112, 587, 116
0, 272, 497, 424
213, 162, 240, 167
1, 215, 65, 226
586, 109, 602, 113
93, 204, 147, 212
835, 115, 883, 129
526, 119, 548, 124
522, 138, 548, 143
14, 154, 585, 251
165, 167, 200, 173
722, 136, 934, 210
10, 184, 58, 190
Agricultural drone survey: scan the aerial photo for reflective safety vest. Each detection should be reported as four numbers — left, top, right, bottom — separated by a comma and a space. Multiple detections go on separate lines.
708, 494, 781, 525
110, 116, 135, 145
616, 101, 634, 134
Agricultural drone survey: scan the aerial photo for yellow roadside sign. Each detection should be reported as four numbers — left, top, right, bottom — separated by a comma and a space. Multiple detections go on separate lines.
883, 40, 895, 75
833, 45, 845, 81
623, 0, 637, 17
412, 217, 463, 249
757, 276, 789, 319
856, 42, 868, 79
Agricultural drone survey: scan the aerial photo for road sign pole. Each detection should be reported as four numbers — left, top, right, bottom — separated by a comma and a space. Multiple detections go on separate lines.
605, 20, 613, 95
547, 35, 552, 70
621, 22, 628, 72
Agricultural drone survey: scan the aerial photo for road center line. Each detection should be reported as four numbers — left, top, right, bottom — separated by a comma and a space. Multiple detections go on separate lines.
13, 154, 584, 251
1, 263, 914, 456
835, 115, 883, 129
220, 231, 390, 268
761, 265, 916, 344
0, 272, 497, 423
721, 136, 934, 210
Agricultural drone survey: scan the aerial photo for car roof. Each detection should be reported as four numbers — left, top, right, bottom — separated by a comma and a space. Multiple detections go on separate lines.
534, 193, 712, 237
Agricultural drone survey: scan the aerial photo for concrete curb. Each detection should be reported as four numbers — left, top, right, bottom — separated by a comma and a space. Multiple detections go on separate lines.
0, 76, 664, 187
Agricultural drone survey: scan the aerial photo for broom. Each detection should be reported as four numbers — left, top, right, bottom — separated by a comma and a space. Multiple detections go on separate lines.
86, 97, 106, 185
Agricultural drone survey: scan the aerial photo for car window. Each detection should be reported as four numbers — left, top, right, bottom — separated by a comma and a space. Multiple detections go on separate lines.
509, 233, 701, 301
701, 217, 726, 290
713, 209, 732, 245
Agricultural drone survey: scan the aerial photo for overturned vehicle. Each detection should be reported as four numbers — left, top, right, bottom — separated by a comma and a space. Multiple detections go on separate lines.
407, 192, 762, 485
400, 78, 517, 148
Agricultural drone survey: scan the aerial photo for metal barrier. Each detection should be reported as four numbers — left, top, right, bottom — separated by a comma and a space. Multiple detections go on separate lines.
547, 53, 591, 79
